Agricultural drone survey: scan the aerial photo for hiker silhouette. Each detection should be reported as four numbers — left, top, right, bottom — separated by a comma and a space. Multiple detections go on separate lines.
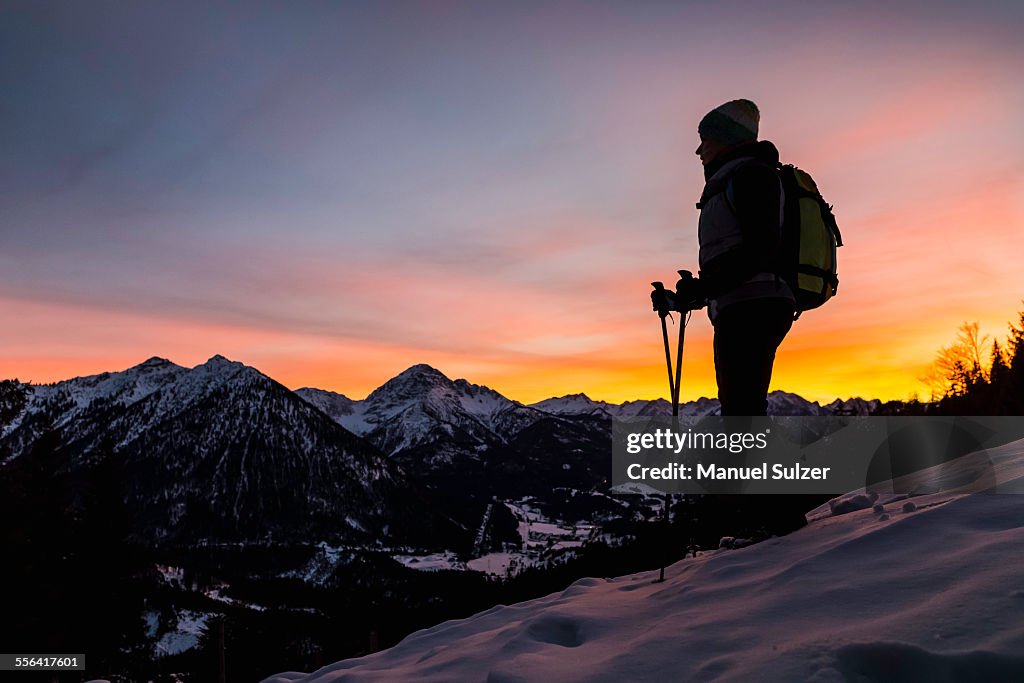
693, 99, 794, 416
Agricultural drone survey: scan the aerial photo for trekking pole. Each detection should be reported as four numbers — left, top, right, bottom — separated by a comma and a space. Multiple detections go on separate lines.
651, 281, 674, 583
651, 282, 677, 401
654, 271, 694, 583
672, 271, 693, 412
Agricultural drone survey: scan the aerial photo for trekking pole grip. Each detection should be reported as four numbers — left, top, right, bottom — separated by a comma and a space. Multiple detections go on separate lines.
651, 281, 672, 319
674, 270, 694, 312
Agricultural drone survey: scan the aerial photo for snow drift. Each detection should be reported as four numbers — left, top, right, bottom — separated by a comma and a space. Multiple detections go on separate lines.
263, 439, 1024, 682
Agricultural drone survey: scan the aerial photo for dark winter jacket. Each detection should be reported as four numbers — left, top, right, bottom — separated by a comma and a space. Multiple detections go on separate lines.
697, 140, 794, 322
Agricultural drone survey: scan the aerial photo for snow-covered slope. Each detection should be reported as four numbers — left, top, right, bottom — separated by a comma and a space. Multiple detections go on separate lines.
294, 387, 357, 424
263, 439, 1024, 683
1, 356, 187, 445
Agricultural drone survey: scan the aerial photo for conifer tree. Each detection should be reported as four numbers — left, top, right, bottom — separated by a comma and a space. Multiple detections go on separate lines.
1006, 307, 1024, 412
990, 340, 1010, 389
986, 340, 1012, 413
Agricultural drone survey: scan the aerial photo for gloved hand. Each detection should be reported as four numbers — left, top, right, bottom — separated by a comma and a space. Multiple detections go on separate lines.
675, 275, 707, 311
651, 286, 676, 318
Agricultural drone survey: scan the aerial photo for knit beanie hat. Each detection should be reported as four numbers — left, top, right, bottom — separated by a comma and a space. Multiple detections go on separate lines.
698, 99, 760, 145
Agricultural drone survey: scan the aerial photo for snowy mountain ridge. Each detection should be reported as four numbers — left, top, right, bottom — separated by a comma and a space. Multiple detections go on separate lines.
527, 390, 863, 418
0, 356, 459, 546
293, 364, 881, 459
3, 357, 882, 466
2, 355, 266, 442
298, 364, 550, 460
824, 396, 884, 415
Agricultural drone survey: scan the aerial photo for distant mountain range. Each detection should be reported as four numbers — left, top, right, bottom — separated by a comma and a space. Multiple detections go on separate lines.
0, 357, 458, 547
1, 356, 881, 549
295, 363, 881, 431
530, 392, 881, 418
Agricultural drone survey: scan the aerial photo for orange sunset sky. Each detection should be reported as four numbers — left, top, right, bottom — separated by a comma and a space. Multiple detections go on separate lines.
3, 1, 1024, 404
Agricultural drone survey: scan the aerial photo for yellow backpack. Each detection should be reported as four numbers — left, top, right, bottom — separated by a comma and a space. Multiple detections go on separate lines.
775, 164, 842, 315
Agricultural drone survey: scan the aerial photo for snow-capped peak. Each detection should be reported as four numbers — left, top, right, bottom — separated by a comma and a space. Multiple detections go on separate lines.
188, 355, 269, 386
362, 364, 514, 418
401, 363, 448, 378
200, 354, 245, 370
2, 355, 274, 455
29, 357, 189, 417
134, 356, 177, 370
531, 394, 611, 416
766, 390, 825, 416
824, 397, 882, 416
366, 364, 451, 403
294, 365, 542, 457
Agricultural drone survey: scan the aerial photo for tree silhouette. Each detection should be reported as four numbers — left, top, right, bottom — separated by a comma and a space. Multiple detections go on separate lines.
921, 306, 1024, 414
920, 322, 990, 400
1005, 307, 1024, 412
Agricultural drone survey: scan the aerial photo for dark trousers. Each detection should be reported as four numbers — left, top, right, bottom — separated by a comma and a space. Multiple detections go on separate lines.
713, 298, 794, 416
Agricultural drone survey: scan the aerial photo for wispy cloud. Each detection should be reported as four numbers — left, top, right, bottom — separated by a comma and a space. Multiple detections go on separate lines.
2, 1, 1022, 403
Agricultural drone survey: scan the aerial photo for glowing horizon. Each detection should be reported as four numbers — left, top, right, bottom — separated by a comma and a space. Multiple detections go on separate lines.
3, 2, 1023, 406
4, 290, 1020, 406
